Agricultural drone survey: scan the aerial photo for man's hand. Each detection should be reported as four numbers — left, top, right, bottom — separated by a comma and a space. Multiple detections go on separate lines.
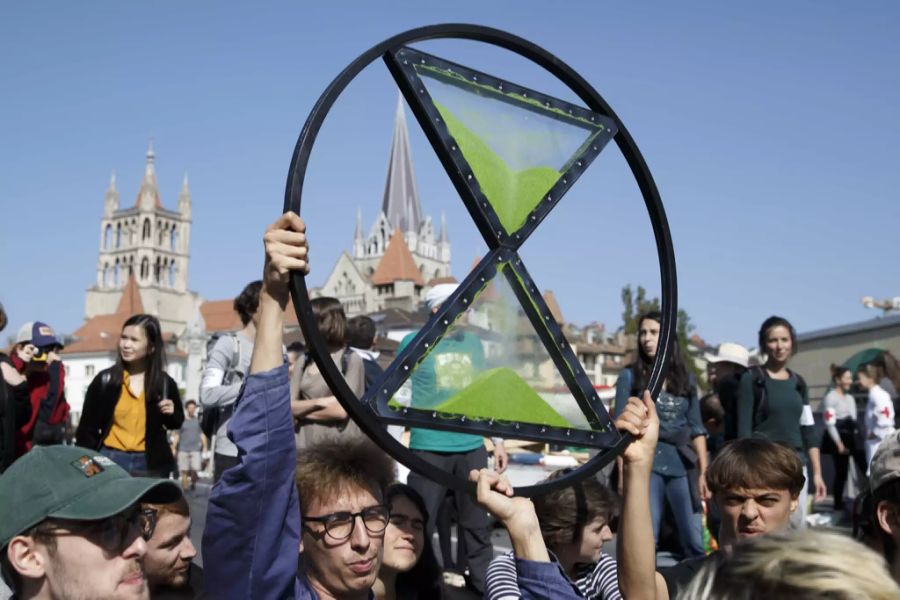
493, 440, 509, 474
470, 468, 549, 562
813, 473, 828, 502
262, 212, 309, 305
158, 399, 175, 416
614, 391, 659, 468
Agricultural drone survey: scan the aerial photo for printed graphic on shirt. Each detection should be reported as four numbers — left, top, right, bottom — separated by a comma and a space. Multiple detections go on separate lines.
434, 352, 474, 391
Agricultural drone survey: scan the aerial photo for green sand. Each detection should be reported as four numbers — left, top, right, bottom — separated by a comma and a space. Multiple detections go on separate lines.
433, 367, 572, 428
433, 101, 561, 233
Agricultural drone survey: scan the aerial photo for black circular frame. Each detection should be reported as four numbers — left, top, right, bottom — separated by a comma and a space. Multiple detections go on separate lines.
284, 24, 677, 497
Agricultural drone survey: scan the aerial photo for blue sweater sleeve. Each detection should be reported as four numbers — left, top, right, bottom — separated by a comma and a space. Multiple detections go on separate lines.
614, 368, 633, 414
515, 559, 585, 600
202, 364, 310, 600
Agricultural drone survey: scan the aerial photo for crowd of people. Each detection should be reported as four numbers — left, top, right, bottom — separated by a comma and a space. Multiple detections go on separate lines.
2, 212, 900, 599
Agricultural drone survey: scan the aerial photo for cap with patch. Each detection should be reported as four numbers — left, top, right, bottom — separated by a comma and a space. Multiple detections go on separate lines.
14, 321, 60, 348
870, 431, 900, 494
0, 445, 181, 548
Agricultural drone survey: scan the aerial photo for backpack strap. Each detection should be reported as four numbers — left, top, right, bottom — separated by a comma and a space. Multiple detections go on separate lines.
749, 366, 769, 429
340, 348, 352, 376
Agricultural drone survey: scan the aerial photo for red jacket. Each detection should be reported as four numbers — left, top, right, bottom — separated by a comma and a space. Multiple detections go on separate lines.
11, 354, 69, 456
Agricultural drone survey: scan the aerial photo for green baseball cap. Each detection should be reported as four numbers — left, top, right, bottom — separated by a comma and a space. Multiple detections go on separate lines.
871, 431, 900, 494
0, 445, 181, 548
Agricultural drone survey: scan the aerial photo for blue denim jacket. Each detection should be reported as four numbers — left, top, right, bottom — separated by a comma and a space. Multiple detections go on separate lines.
615, 368, 705, 477
202, 364, 584, 599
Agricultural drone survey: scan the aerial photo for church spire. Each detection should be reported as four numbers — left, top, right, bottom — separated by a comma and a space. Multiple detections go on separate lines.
381, 93, 422, 235
353, 207, 364, 258
178, 172, 191, 218
104, 171, 119, 216
439, 211, 448, 243
136, 140, 161, 210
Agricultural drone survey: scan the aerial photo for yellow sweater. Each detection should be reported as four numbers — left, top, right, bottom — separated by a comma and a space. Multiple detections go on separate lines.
103, 372, 146, 452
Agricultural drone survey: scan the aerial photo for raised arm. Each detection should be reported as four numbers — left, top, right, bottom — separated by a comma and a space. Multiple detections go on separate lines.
202, 212, 309, 599
616, 392, 668, 600
470, 469, 583, 600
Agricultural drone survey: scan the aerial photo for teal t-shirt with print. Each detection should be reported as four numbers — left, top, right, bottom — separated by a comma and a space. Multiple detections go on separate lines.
399, 330, 486, 453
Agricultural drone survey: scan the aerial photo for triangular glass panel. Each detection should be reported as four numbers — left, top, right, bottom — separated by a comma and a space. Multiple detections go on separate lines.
371, 250, 618, 448
385, 47, 617, 245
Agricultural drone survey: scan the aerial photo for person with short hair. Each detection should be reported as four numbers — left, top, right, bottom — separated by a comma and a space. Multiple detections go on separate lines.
141, 495, 204, 598
736, 316, 826, 525
0, 445, 181, 599
202, 212, 582, 600
485, 469, 621, 599
615, 392, 805, 600
374, 483, 442, 600
76, 315, 183, 477
347, 315, 384, 392
702, 342, 748, 442
859, 363, 896, 465
678, 528, 900, 600
869, 431, 900, 584
290, 297, 365, 450
171, 401, 206, 492
200, 280, 261, 482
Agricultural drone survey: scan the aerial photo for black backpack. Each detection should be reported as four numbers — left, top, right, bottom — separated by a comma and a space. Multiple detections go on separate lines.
747, 365, 808, 429
201, 334, 243, 439
361, 357, 384, 392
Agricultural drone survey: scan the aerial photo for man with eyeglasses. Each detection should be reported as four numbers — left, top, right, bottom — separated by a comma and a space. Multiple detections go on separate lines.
0, 445, 181, 599
203, 213, 588, 600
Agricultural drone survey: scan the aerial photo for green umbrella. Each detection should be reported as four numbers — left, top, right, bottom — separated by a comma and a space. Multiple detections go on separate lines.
842, 348, 885, 375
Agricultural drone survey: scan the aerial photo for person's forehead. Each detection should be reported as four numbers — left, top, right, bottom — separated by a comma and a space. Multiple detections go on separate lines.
722, 487, 790, 499
308, 486, 381, 514
390, 495, 422, 518
155, 512, 191, 536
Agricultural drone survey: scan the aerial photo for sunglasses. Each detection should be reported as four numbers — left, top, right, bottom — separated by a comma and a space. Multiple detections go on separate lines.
42, 507, 156, 553
303, 505, 390, 542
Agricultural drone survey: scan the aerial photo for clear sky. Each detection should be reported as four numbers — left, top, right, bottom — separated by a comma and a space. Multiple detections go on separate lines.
2, 2, 898, 350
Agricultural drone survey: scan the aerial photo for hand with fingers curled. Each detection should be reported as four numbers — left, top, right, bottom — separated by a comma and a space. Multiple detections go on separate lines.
614, 391, 660, 468
262, 211, 310, 304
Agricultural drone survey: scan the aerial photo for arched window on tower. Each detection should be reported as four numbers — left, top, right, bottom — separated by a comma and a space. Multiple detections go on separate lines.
154, 257, 161, 284
140, 257, 149, 281
158, 224, 166, 247
128, 256, 135, 278
104, 224, 112, 249
168, 261, 176, 288
130, 220, 137, 245
114, 259, 121, 286
170, 228, 178, 251
102, 263, 110, 288
116, 223, 122, 248
142, 219, 151, 241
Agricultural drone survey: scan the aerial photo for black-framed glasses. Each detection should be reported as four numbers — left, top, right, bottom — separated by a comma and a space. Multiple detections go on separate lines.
42, 506, 156, 552
303, 505, 390, 541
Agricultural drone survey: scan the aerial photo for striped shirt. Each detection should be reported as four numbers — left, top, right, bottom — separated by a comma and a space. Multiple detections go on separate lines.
485, 551, 621, 600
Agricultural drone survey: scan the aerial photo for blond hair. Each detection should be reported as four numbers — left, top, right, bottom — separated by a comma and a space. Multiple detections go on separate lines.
680, 529, 900, 600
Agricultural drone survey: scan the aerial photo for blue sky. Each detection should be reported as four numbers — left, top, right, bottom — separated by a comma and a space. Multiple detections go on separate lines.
1, 2, 898, 349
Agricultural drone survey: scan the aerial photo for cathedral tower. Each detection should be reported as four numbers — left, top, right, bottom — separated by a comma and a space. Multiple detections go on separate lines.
85, 143, 200, 334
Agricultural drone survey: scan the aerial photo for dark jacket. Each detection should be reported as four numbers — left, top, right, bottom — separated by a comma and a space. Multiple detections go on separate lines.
75, 367, 184, 471
0, 353, 32, 472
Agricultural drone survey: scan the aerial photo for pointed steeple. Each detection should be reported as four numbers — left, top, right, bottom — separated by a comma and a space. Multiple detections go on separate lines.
381, 93, 422, 235
104, 171, 119, 216
136, 140, 161, 209
439, 211, 448, 243
355, 207, 363, 241
178, 172, 191, 217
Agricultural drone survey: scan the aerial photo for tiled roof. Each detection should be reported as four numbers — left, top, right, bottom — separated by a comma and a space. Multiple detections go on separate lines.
200, 297, 300, 334
371, 231, 424, 286
63, 274, 145, 355
426, 275, 458, 286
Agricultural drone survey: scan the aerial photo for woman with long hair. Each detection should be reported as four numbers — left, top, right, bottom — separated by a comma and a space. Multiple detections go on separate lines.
289, 296, 365, 449
614, 311, 707, 558
858, 362, 896, 465
76, 314, 184, 476
485, 469, 621, 599
374, 483, 442, 600
737, 315, 826, 525
821, 364, 867, 510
